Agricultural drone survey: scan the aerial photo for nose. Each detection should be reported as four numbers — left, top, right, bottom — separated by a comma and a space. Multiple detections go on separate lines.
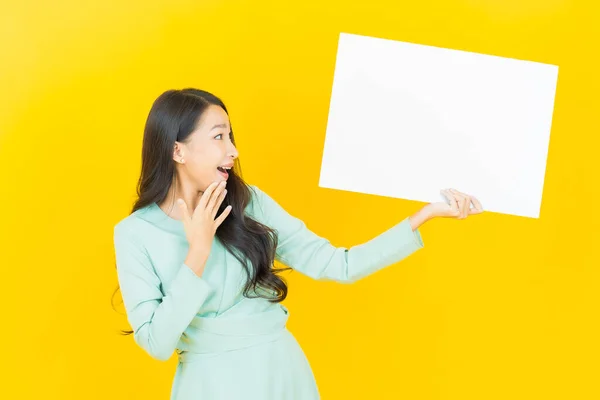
228, 142, 239, 159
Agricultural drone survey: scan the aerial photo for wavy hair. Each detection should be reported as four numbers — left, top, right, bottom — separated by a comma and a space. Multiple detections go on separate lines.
112, 88, 290, 334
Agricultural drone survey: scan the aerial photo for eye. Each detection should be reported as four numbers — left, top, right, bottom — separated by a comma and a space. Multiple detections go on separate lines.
215, 132, 232, 140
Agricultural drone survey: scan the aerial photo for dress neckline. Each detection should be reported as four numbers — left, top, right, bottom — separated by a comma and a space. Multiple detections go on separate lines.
143, 202, 186, 232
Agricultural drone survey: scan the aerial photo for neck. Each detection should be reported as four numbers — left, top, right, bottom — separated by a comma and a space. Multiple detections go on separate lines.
158, 175, 203, 220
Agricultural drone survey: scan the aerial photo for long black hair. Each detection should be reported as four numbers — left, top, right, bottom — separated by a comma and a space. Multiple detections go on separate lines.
112, 88, 290, 334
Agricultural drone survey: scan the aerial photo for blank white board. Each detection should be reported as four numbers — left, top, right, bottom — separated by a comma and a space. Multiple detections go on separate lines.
319, 33, 559, 218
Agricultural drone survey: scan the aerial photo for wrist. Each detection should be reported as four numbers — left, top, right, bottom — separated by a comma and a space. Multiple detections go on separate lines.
189, 243, 209, 256
186, 245, 210, 275
409, 205, 434, 230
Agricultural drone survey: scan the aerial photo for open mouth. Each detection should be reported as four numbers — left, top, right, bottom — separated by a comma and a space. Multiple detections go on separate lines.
217, 166, 232, 178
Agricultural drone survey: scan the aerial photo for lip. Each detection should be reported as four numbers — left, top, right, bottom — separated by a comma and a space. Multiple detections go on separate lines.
217, 168, 229, 179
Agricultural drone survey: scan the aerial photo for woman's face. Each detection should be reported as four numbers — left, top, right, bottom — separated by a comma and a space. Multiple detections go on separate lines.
175, 104, 239, 190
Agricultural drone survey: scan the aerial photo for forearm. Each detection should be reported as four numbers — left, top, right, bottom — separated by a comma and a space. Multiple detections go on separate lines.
409, 205, 434, 231
184, 245, 210, 277
114, 224, 215, 362
253, 185, 425, 283
131, 264, 213, 361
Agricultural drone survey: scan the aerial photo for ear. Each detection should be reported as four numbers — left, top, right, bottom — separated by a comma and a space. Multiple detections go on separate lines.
173, 142, 185, 163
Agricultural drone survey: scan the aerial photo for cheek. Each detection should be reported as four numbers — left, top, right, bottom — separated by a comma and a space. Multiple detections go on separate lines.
188, 161, 218, 187
189, 142, 225, 170
194, 159, 216, 174
191, 149, 220, 173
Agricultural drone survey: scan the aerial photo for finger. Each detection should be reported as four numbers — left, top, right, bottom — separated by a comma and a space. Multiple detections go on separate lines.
214, 205, 232, 228
469, 196, 484, 214
441, 190, 459, 215
177, 198, 192, 233
441, 189, 460, 217
450, 189, 469, 218
459, 194, 468, 219
451, 189, 483, 215
211, 189, 227, 219
177, 198, 191, 221
449, 190, 463, 217
207, 181, 226, 215
197, 181, 221, 211
453, 191, 484, 216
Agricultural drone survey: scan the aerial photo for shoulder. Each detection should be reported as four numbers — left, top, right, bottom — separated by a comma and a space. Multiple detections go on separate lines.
245, 184, 282, 223
247, 184, 264, 203
246, 184, 278, 211
245, 183, 292, 226
246, 184, 265, 217
113, 206, 153, 244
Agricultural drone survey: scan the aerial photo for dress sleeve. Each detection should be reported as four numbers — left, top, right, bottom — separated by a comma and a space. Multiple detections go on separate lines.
113, 223, 214, 361
250, 185, 425, 283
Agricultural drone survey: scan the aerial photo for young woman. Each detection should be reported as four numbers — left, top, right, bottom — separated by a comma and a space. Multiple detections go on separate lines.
113, 88, 483, 399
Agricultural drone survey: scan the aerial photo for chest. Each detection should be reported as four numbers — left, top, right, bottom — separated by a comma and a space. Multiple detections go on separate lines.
146, 233, 249, 313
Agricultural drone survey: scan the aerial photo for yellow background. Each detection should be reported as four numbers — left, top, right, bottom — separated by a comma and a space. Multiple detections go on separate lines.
2, 0, 599, 398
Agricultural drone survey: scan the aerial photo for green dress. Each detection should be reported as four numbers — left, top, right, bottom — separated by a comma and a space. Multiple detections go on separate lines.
114, 185, 424, 399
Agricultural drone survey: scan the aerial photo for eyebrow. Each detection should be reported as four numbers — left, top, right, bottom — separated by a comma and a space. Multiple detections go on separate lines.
210, 123, 230, 131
